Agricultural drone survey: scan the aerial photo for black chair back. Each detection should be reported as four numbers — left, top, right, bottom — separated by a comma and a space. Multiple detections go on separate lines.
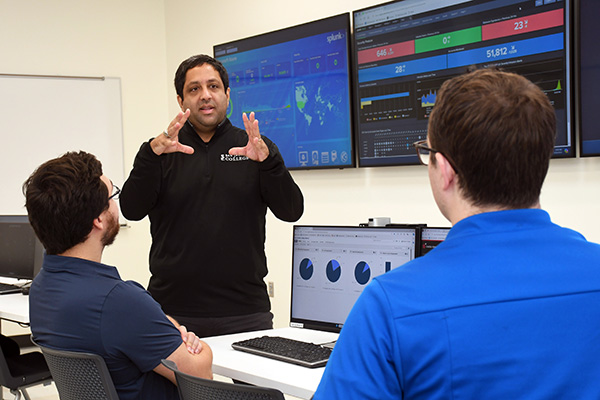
36, 344, 119, 400
161, 359, 285, 400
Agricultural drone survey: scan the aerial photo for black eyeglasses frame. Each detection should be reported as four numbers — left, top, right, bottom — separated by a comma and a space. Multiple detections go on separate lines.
413, 140, 460, 174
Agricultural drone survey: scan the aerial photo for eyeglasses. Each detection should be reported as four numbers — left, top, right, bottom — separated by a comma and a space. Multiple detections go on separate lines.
109, 183, 121, 201
413, 140, 460, 174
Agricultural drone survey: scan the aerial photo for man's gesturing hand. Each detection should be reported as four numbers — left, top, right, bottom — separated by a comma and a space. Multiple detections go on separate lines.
151, 109, 195, 156
228, 112, 269, 162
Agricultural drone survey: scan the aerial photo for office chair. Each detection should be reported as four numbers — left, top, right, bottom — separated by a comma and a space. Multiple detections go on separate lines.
161, 359, 285, 400
0, 334, 52, 400
34, 341, 119, 400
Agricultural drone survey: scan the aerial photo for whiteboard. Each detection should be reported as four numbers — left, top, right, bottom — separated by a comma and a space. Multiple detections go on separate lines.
0, 74, 124, 215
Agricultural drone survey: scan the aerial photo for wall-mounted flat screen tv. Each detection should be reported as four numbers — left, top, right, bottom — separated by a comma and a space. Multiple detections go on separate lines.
353, 0, 574, 167
577, 0, 600, 157
214, 13, 355, 170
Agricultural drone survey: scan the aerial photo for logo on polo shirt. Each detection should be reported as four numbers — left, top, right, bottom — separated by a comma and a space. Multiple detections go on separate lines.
221, 154, 249, 162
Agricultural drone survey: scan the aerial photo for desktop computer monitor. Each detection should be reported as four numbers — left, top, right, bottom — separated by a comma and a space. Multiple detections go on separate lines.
0, 215, 44, 281
419, 227, 451, 256
290, 225, 417, 332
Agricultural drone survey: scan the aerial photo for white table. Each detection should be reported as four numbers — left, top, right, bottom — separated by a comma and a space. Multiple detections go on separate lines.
203, 327, 338, 399
0, 292, 29, 325
0, 293, 338, 398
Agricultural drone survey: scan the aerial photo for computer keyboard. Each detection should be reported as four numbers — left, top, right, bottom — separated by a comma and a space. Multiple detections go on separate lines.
0, 282, 23, 295
231, 335, 332, 368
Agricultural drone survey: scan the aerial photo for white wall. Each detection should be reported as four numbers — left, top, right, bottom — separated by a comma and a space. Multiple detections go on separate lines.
1, 0, 599, 334
0, 0, 167, 333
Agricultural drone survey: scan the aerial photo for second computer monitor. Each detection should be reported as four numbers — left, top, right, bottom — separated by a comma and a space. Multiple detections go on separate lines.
0, 215, 44, 281
420, 227, 451, 256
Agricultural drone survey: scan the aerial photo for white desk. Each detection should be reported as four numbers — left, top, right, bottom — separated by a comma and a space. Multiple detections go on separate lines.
0, 296, 335, 398
203, 327, 338, 399
0, 292, 29, 325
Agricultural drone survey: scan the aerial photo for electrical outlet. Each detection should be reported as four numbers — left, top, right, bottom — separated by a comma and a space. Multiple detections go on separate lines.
268, 281, 275, 297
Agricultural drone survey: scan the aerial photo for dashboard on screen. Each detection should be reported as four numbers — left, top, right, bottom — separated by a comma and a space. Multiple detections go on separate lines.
214, 14, 355, 170
353, 0, 574, 167
291, 225, 417, 332
577, 0, 600, 156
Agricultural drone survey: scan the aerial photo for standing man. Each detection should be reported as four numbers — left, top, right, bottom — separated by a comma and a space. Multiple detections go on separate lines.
24, 151, 213, 400
120, 54, 304, 337
313, 68, 600, 399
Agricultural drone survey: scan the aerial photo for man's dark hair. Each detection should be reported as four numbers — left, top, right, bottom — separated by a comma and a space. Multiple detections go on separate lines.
22, 151, 109, 255
174, 54, 229, 100
427, 68, 556, 209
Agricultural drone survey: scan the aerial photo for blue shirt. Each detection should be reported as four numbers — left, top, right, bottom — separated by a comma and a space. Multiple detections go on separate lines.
314, 209, 600, 399
30, 255, 182, 400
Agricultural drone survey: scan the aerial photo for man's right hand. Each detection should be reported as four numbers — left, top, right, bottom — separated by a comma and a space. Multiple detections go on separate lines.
150, 109, 195, 155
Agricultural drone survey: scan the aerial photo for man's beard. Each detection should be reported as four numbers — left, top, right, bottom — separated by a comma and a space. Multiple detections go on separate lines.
101, 212, 120, 247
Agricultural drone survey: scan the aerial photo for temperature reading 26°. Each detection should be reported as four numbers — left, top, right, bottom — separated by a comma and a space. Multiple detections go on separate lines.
514, 19, 528, 30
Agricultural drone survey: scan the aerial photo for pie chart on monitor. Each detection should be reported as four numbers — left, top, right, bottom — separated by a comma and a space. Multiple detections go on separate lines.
354, 261, 371, 285
326, 259, 342, 282
299, 258, 314, 280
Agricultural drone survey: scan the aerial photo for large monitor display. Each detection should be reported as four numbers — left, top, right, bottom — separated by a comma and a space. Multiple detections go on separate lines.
353, 0, 574, 167
214, 14, 355, 170
577, 0, 600, 156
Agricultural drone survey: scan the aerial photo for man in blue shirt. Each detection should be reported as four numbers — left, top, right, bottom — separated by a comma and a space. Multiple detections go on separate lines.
313, 68, 600, 399
24, 151, 213, 400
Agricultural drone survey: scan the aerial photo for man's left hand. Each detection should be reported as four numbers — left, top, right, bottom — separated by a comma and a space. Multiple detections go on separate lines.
228, 112, 270, 162
178, 325, 203, 355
